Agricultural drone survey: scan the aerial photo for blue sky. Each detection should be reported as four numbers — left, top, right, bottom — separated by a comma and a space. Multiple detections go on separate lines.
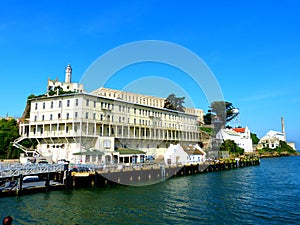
0, 0, 299, 144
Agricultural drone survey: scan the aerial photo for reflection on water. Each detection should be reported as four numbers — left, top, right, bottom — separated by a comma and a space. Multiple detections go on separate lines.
1, 157, 300, 224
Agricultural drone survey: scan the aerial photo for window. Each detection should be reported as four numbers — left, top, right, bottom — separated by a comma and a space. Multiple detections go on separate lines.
34, 115, 37, 122
74, 125, 77, 132
119, 117, 121, 123
50, 114, 53, 120
66, 126, 69, 133
67, 100, 70, 107
103, 140, 111, 148
42, 115, 44, 121
93, 113, 96, 120
59, 101, 62, 108
58, 113, 61, 119
35, 103, 38, 110
51, 101, 53, 109
75, 112, 78, 118
94, 101, 96, 108
43, 102, 45, 109
86, 99, 89, 106
86, 112, 88, 119
100, 114, 103, 120
66, 113, 69, 119
75, 99, 78, 106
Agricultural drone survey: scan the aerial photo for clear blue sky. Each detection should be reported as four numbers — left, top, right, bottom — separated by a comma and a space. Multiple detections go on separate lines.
0, 0, 299, 144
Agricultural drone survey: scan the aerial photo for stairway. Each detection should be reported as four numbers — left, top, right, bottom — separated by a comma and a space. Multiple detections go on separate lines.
12, 137, 41, 157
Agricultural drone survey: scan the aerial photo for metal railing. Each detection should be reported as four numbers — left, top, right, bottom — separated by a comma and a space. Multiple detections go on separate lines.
0, 163, 65, 179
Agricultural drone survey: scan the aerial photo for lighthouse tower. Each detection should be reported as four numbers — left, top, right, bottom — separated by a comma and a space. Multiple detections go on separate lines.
65, 64, 72, 83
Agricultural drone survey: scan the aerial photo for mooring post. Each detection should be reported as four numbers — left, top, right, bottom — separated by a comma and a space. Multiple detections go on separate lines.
45, 172, 50, 189
63, 163, 69, 184
17, 174, 23, 196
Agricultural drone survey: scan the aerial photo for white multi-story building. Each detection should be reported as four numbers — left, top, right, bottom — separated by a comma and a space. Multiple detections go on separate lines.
93, 87, 204, 124
216, 127, 254, 153
15, 65, 205, 164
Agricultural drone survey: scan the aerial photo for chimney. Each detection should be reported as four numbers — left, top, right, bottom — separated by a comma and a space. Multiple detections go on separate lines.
281, 117, 286, 141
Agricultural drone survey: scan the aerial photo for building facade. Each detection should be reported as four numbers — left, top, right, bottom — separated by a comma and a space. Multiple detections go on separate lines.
92, 87, 204, 124
15, 65, 208, 164
216, 127, 254, 153
18, 93, 201, 163
257, 130, 297, 150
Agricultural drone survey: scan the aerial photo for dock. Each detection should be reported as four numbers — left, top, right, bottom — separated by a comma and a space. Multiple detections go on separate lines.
69, 158, 260, 188
0, 163, 67, 197
0, 157, 260, 197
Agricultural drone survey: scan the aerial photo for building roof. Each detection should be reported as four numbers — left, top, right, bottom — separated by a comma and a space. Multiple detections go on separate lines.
183, 145, 205, 155
233, 128, 246, 133
222, 129, 240, 136
73, 150, 104, 156
115, 148, 146, 155
184, 149, 204, 155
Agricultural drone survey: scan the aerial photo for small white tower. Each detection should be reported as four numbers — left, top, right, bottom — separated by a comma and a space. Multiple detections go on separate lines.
65, 64, 72, 83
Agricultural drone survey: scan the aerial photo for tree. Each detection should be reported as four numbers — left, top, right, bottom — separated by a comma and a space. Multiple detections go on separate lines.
164, 94, 185, 112
203, 111, 213, 125
220, 139, 244, 156
210, 101, 239, 124
279, 140, 297, 154
204, 101, 239, 126
251, 133, 259, 145
0, 119, 20, 159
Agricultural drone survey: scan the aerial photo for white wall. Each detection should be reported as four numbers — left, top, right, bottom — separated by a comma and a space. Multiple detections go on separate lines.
164, 144, 189, 165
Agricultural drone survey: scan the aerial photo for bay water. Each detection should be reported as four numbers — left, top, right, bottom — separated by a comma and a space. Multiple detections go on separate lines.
1, 156, 300, 224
